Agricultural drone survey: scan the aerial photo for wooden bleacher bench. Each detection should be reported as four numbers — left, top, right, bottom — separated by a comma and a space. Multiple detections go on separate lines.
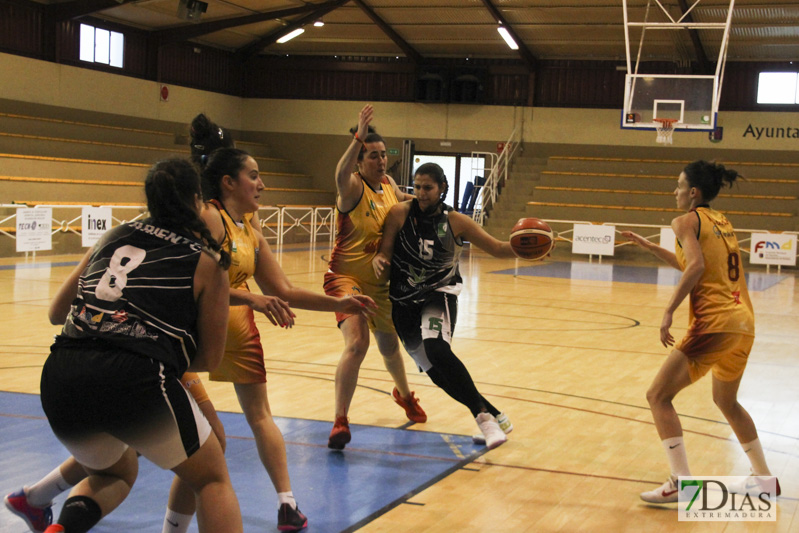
2, 176, 319, 190
534, 185, 797, 200
0, 152, 148, 167
0, 112, 174, 137
0, 131, 190, 154
263, 188, 330, 194
540, 170, 799, 184
549, 156, 799, 168
527, 201, 792, 218
1, 175, 142, 187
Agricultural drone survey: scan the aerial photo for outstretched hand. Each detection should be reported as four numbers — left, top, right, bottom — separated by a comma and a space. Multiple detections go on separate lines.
339, 294, 378, 318
357, 104, 374, 140
249, 294, 296, 328
620, 230, 650, 249
372, 252, 391, 279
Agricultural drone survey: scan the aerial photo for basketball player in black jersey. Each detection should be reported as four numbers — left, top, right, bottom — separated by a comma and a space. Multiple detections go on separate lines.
37, 158, 242, 533
372, 162, 518, 449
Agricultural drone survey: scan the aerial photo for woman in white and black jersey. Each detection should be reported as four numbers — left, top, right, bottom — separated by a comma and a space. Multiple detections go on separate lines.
372, 162, 518, 449
37, 158, 242, 533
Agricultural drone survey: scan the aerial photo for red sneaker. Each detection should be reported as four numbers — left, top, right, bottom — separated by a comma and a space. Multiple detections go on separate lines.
327, 416, 351, 450
4, 489, 53, 532
392, 387, 427, 423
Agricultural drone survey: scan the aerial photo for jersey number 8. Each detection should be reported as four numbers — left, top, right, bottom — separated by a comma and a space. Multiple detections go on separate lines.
96, 245, 146, 302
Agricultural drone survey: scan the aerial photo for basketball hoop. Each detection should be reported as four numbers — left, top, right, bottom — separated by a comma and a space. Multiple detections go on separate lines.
653, 118, 678, 145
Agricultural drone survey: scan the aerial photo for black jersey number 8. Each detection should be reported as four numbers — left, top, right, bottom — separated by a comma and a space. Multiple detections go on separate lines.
96, 245, 146, 302
727, 252, 740, 282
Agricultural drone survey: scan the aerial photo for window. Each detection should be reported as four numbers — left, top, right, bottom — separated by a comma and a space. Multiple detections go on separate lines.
80, 24, 124, 68
757, 72, 799, 104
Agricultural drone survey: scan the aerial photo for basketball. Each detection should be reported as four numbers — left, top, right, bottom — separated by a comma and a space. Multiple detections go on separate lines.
509, 218, 554, 260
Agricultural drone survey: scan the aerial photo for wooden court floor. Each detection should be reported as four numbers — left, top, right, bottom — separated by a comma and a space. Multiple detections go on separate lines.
0, 245, 797, 532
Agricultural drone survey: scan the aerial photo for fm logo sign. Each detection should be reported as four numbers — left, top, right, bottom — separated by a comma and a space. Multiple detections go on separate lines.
753, 240, 791, 254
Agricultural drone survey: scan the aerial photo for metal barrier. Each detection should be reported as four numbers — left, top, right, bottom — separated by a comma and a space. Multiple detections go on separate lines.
0, 204, 336, 257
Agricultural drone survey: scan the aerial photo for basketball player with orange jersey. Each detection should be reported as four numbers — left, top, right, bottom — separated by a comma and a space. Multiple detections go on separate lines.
323, 104, 427, 450
623, 160, 780, 503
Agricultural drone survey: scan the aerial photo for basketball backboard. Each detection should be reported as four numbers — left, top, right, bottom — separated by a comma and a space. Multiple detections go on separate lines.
620, 0, 736, 134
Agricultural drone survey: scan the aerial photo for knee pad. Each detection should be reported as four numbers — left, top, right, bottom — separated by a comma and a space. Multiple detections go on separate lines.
404, 343, 432, 372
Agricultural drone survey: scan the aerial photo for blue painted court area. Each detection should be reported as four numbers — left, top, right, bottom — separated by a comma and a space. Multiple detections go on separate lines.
0, 391, 483, 533
492, 261, 790, 292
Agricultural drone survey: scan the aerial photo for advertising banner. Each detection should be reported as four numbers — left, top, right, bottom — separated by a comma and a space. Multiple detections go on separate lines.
572, 224, 615, 256
749, 233, 796, 266
82, 207, 113, 247
16, 208, 52, 252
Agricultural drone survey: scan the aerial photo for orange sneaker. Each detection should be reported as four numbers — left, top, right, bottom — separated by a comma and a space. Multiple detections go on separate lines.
327, 416, 351, 450
392, 387, 427, 423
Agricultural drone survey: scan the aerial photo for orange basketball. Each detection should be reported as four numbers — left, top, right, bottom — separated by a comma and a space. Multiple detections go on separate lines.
509, 218, 554, 260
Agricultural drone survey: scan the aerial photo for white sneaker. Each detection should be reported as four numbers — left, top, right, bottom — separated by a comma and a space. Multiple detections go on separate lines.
496, 412, 513, 434
475, 412, 507, 450
640, 475, 679, 503
472, 412, 512, 444
728, 473, 781, 497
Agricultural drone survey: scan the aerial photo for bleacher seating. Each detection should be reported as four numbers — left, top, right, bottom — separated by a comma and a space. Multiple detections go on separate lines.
0, 106, 335, 256
483, 154, 799, 243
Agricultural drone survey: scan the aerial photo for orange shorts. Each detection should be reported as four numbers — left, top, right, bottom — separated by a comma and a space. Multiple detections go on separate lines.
323, 272, 395, 333
180, 372, 210, 405
675, 332, 754, 383
209, 305, 266, 384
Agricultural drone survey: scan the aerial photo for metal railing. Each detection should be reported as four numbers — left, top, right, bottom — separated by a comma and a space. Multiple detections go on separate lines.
0, 204, 335, 257
471, 125, 522, 226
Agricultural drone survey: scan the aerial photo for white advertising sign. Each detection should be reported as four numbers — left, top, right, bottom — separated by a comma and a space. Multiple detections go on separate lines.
571, 224, 615, 256
659, 227, 676, 254
16, 208, 52, 252
749, 232, 797, 266
82, 207, 113, 247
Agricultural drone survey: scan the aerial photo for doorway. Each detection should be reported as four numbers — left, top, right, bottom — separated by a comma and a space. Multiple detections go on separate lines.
411, 153, 486, 212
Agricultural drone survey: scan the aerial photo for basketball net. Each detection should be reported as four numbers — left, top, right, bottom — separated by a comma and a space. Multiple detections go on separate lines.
653, 118, 678, 145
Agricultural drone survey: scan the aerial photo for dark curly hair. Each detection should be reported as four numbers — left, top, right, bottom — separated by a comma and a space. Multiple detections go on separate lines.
683, 160, 742, 202
190, 113, 235, 167
199, 148, 252, 203
414, 162, 449, 203
144, 158, 230, 269
349, 124, 385, 162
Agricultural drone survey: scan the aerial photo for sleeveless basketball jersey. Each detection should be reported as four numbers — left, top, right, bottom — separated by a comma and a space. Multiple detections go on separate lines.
675, 206, 754, 336
328, 175, 398, 283
60, 220, 205, 373
210, 199, 259, 290
390, 200, 463, 305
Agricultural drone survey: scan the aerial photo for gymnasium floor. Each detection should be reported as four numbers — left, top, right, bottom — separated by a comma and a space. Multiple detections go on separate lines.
1, 244, 796, 532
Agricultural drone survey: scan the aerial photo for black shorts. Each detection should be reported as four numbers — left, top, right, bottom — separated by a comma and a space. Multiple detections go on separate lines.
40, 340, 211, 470
392, 291, 458, 371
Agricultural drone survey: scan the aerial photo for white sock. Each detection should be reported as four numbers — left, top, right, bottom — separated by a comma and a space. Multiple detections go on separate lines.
662, 436, 691, 477
26, 467, 73, 507
742, 438, 772, 476
162, 509, 193, 533
277, 491, 297, 510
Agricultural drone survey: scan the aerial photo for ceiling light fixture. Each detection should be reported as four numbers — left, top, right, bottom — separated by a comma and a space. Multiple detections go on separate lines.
497, 26, 518, 50
313, 19, 324, 27
277, 28, 305, 43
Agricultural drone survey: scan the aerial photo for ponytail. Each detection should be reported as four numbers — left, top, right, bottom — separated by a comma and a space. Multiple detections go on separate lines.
683, 160, 742, 202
